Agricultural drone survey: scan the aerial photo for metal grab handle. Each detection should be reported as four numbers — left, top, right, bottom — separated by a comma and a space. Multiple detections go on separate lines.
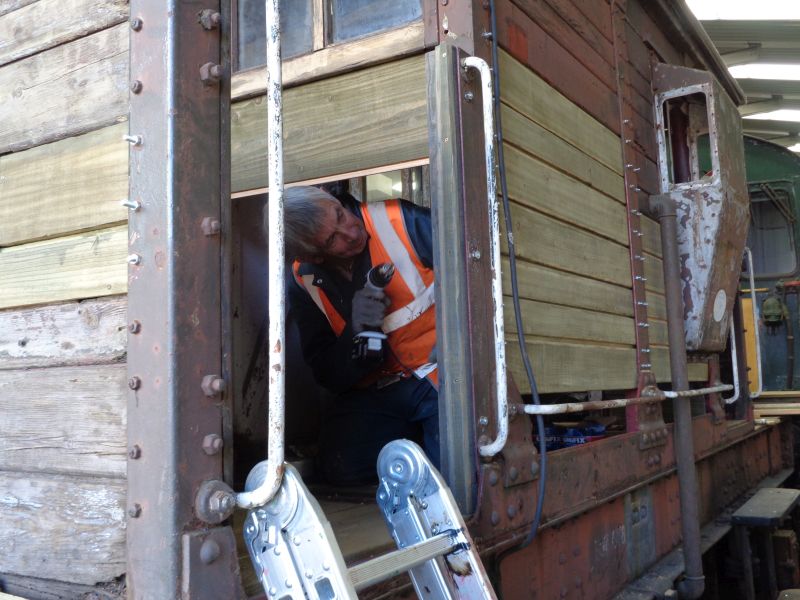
237, 0, 285, 508
745, 247, 763, 398
462, 56, 508, 458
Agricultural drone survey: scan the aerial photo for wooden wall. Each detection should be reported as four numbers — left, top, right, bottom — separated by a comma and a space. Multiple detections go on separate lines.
0, 1, 129, 596
495, 0, 708, 394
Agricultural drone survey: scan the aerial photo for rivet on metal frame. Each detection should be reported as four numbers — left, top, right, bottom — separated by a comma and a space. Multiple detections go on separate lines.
129, 445, 142, 459
130, 80, 143, 94
130, 17, 143, 31
123, 134, 143, 146
202, 433, 224, 455
128, 376, 142, 390
121, 198, 141, 211
128, 504, 142, 518
128, 320, 142, 334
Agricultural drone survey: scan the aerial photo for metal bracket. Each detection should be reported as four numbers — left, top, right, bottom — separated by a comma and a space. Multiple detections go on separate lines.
182, 527, 245, 599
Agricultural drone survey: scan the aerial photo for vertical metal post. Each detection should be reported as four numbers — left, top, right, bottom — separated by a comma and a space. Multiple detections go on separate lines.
127, 0, 239, 597
235, 0, 286, 510
658, 200, 705, 599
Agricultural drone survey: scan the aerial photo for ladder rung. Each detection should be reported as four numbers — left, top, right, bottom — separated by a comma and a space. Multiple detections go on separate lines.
348, 531, 460, 591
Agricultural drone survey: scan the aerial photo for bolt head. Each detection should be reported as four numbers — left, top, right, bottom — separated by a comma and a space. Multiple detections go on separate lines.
128, 376, 141, 390
201, 374, 225, 397
128, 320, 141, 334
490, 511, 500, 525
509, 466, 519, 481
130, 17, 143, 31
201, 217, 221, 236
128, 445, 142, 459
199, 62, 223, 85
488, 470, 499, 486
202, 434, 223, 455
507, 505, 517, 519
128, 504, 142, 518
130, 80, 143, 94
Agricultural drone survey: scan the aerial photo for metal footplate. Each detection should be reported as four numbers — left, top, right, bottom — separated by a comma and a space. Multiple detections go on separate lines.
364, 439, 497, 599
243, 440, 496, 599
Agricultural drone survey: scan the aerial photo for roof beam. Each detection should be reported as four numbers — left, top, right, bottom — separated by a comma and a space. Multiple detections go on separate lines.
738, 79, 800, 100
741, 118, 800, 135
701, 20, 800, 44
767, 134, 800, 147
721, 45, 761, 67
739, 98, 800, 116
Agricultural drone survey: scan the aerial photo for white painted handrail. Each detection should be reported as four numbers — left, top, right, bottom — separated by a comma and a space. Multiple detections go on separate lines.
745, 247, 763, 399
462, 56, 508, 458
237, 0, 285, 509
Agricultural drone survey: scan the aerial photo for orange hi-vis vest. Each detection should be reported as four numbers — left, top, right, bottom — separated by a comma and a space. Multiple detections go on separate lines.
292, 200, 437, 387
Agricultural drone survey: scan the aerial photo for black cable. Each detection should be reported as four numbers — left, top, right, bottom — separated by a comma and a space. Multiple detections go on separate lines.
487, 0, 546, 554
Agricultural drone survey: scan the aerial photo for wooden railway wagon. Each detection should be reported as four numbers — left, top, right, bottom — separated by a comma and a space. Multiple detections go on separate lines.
0, 0, 793, 598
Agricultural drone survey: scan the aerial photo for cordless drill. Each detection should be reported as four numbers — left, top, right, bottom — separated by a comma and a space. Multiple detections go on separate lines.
353, 263, 395, 361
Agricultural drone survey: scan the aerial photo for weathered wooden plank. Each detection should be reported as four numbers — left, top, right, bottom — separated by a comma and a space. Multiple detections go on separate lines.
645, 254, 665, 295
499, 49, 622, 175
505, 143, 628, 245
0, 364, 126, 476
651, 346, 709, 383
0, 123, 128, 246
508, 337, 637, 393
501, 258, 634, 318
502, 104, 625, 203
504, 201, 632, 287
641, 214, 662, 257
650, 318, 668, 346
0, 573, 124, 600
508, 338, 707, 394
0, 24, 128, 154
648, 291, 667, 321
232, 55, 428, 192
0, 0, 128, 66
512, 0, 616, 79
0, 296, 126, 370
0, 225, 127, 310
0, 472, 125, 584
496, 1, 620, 137
0, 0, 36, 17
508, 298, 635, 346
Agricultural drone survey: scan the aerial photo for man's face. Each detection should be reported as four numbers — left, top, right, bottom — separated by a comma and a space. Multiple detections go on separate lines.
309, 200, 368, 262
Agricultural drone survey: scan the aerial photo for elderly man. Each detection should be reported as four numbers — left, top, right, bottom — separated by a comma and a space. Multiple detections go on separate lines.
282, 185, 439, 484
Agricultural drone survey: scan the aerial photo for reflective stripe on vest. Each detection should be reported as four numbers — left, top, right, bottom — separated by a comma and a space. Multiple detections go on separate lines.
292, 269, 346, 336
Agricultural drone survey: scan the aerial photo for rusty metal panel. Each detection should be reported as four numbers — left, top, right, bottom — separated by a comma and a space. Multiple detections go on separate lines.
126, 0, 238, 597
652, 63, 749, 352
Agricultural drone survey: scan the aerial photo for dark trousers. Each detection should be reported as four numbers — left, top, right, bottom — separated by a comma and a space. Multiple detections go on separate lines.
318, 376, 440, 485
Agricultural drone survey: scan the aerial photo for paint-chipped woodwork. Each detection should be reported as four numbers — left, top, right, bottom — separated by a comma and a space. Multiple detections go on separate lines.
0, 24, 128, 154
0, 123, 128, 246
232, 55, 428, 192
0, 472, 125, 585
0, 296, 126, 369
0, 364, 126, 476
0, 0, 128, 66
0, 225, 127, 310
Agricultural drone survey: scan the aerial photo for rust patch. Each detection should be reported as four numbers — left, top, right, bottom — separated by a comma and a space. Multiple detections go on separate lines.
507, 20, 528, 64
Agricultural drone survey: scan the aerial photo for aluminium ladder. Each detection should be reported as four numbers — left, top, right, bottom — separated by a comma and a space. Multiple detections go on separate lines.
243, 439, 497, 599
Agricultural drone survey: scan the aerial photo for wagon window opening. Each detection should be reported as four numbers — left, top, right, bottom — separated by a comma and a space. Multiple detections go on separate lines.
661, 93, 713, 185
234, 0, 423, 73
747, 183, 797, 278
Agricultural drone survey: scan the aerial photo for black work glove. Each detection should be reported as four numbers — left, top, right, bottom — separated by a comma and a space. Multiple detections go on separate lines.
351, 287, 390, 333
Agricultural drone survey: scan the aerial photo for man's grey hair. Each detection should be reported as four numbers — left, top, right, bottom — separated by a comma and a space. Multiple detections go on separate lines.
266, 185, 339, 261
